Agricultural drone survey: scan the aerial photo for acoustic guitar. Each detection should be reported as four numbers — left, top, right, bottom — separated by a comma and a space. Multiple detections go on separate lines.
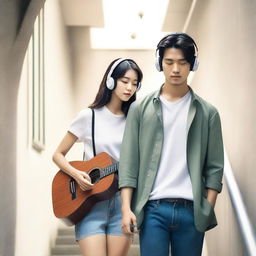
52, 152, 119, 226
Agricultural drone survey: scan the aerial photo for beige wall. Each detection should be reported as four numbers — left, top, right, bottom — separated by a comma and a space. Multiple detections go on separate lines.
15, 0, 80, 255
67, 27, 164, 113
186, 0, 256, 255
0, 0, 46, 255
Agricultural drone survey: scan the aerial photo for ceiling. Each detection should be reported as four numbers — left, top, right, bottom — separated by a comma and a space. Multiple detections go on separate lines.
59, 0, 104, 27
59, 0, 193, 49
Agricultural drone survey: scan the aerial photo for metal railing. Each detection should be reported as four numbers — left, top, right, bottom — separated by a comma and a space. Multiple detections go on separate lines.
224, 149, 256, 255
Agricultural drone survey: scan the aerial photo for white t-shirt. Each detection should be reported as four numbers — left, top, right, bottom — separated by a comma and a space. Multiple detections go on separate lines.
149, 91, 194, 201
68, 106, 126, 161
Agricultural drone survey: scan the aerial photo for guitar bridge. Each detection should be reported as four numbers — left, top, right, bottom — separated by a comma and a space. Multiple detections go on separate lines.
69, 179, 76, 200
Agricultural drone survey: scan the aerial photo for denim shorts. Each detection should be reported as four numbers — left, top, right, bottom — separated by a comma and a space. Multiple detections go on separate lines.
75, 191, 125, 241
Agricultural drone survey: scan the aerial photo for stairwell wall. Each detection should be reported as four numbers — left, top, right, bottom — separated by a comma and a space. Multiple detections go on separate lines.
15, 0, 80, 255
186, 0, 256, 255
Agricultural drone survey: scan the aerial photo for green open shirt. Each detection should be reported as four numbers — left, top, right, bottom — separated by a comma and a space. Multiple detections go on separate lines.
119, 86, 224, 232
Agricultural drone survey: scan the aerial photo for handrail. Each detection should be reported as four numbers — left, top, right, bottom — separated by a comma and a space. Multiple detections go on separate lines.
224, 149, 256, 255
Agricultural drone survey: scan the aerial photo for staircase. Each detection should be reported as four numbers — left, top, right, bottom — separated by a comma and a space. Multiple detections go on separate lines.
51, 227, 140, 256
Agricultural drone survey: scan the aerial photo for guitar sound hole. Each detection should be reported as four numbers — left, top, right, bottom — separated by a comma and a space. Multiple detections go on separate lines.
89, 168, 101, 184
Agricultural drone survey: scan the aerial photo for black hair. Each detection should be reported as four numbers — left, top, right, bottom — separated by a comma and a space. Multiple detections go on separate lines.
157, 32, 198, 71
89, 59, 143, 116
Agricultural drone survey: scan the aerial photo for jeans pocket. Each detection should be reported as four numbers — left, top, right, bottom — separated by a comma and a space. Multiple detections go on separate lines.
144, 200, 159, 213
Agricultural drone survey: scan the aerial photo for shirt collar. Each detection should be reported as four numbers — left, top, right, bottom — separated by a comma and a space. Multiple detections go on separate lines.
152, 84, 164, 102
153, 85, 199, 103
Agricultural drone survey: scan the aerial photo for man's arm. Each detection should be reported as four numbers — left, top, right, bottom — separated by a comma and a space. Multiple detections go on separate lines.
119, 102, 140, 188
204, 111, 224, 206
121, 188, 138, 234
119, 102, 140, 233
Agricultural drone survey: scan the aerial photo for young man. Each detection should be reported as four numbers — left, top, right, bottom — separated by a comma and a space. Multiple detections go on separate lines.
119, 33, 224, 256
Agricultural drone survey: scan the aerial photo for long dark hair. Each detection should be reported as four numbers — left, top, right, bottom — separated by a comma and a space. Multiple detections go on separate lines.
89, 58, 143, 116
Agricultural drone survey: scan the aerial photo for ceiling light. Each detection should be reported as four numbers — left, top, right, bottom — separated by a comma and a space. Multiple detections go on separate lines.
90, 0, 169, 49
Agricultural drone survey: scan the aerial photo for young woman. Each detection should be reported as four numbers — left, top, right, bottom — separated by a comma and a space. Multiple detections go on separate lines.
52, 58, 143, 256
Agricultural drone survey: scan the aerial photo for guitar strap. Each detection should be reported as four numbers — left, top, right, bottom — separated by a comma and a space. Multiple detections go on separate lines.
91, 108, 96, 157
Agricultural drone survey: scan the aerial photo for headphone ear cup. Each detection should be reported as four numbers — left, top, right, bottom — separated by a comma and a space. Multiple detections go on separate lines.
106, 77, 115, 90
191, 56, 199, 71
155, 50, 161, 72
136, 82, 142, 91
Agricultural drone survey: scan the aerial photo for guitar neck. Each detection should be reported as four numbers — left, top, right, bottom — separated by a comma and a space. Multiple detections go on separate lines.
100, 162, 119, 178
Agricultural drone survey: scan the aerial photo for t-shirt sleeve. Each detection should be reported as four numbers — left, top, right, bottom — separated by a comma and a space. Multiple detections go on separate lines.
68, 108, 92, 142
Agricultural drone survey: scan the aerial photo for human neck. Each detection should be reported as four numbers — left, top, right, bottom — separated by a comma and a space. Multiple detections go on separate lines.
161, 83, 190, 102
106, 95, 123, 115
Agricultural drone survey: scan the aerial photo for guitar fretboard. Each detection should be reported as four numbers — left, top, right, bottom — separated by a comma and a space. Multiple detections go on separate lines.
100, 162, 119, 178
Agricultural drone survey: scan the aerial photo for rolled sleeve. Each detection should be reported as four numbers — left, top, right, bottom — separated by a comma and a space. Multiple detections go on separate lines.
204, 111, 224, 193
119, 102, 140, 189
205, 179, 223, 193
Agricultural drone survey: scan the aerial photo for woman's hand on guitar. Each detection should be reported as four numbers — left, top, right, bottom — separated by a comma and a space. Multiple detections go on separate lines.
74, 170, 93, 191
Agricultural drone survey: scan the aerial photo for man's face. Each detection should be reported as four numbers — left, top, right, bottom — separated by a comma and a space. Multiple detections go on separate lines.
161, 47, 190, 87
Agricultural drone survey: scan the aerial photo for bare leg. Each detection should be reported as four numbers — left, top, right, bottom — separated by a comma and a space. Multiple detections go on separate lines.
107, 235, 132, 256
78, 234, 107, 256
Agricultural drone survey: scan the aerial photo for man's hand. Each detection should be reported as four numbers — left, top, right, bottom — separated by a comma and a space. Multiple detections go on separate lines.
122, 208, 138, 234
207, 188, 218, 208
120, 187, 137, 234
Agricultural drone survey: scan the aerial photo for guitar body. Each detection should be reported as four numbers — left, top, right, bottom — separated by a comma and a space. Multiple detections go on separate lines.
52, 152, 118, 226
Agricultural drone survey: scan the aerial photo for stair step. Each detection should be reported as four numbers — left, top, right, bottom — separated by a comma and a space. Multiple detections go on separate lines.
55, 235, 139, 245
52, 245, 80, 255
52, 244, 139, 255
52, 229, 140, 256
56, 230, 139, 243
58, 228, 75, 236
56, 236, 76, 245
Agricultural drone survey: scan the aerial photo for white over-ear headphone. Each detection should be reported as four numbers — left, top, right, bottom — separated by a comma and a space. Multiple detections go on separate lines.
192, 55, 199, 71
155, 50, 161, 72
106, 58, 142, 91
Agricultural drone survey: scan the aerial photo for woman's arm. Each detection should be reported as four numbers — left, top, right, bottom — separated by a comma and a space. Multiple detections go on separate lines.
52, 131, 93, 191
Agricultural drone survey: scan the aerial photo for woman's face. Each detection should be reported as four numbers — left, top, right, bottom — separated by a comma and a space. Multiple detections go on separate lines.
113, 69, 138, 102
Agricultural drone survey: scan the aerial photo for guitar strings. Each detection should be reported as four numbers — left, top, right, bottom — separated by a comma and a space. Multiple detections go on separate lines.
87, 163, 119, 182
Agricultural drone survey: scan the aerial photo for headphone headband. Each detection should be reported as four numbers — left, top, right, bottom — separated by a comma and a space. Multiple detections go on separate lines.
157, 33, 198, 51
106, 58, 126, 82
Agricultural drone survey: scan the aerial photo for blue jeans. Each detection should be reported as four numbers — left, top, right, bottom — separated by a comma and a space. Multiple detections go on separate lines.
140, 200, 204, 256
